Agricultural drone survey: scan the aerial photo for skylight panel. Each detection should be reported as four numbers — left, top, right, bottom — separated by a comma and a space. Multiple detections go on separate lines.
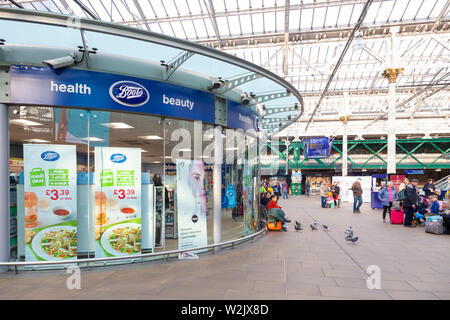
159, 22, 175, 37
324, 5, 339, 28
300, 9, 313, 29
139, 0, 156, 19
252, 13, 264, 34
289, 10, 300, 30
237, 0, 251, 10
228, 15, 241, 35
171, 21, 187, 38
428, 0, 449, 19
276, 11, 285, 32
389, 0, 410, 22
336, 5, 353, 26
162, 0, 178, 17
264, 11, 276, 33
401, 0, 423, 21
349, 3, 363, 25
114, 0, 134, 21
375, 0, 395, 23
240, 14, 253, 34
151, 0, 166, 18
175, 0, 191, 15
203, 18, 214, 38
364, 1, 381, 23
193, 19, 208, 38
312, 6, 326, 29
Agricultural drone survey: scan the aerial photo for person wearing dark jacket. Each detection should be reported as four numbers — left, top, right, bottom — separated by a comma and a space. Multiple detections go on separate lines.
331, 182, 341, 208
423, 179, 438, 199
350, 178, 363, 213
403, 179, 419, 227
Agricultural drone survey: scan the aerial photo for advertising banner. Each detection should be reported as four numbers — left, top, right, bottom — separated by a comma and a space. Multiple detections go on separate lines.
332, 176, 371, 203
10, 65, 215, 124
243, 162, 257, 236
94, 147, 141, 257
227, 101, 262, 133
291, 171, 302, 183
176, 159, 208, 251
23, 144, 77, 261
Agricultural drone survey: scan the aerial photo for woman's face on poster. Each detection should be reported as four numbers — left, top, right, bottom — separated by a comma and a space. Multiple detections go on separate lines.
189, 163, 204, 196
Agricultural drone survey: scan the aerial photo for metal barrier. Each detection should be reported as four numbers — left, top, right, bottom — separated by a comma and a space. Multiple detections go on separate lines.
0, 228, 266, 273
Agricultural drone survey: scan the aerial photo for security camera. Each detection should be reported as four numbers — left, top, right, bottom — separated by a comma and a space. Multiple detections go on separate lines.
43, 54, 76, 70
241, 93, 250, 105
207, 77, 226, 91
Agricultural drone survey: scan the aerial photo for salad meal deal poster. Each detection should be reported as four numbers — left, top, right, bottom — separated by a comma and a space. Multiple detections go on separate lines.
23, 144, 77, 261
176, 159, 208, 252
243, 162, 257, 236
94, 147, 142, 257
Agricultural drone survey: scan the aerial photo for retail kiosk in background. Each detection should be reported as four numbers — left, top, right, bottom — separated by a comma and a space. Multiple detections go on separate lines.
0, 8, 303, 271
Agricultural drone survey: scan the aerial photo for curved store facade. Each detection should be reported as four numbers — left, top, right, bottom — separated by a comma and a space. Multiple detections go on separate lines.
0, 8, 303, 271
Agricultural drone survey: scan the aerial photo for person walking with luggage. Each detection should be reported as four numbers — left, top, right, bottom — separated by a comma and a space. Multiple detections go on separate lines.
403, 179, 419, 228
320, 181, 328, 208
351, 178, 363, 213
378, 181, 397, 223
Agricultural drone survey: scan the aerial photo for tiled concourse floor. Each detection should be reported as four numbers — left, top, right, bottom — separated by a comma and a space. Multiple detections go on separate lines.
1, 195, 449, 300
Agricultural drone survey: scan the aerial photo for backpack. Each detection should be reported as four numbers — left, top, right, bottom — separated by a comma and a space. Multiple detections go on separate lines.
397, 188, 406, 201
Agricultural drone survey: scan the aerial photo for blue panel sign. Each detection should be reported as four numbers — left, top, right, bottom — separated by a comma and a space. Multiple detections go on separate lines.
10, 65, 215, 123
227, 101, 262, 133
405, 170, 424, 174
303, 137, 333, 158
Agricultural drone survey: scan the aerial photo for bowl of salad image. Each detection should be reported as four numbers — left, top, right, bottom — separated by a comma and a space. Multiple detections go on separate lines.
100, 223, 141, 256
31, 226, 77, 261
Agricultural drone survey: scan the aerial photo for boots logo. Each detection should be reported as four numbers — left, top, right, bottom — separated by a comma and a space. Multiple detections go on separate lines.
109, 81, 149, 107
110, 154, 127, 163
41, 151, 60, 162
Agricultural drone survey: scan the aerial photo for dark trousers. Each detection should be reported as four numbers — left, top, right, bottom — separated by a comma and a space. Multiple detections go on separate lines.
321, 196, 327, 208
404, 206, 414, 226
382, 202, 392, 220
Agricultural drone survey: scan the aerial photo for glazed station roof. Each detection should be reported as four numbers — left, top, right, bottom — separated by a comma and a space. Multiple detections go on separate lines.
1, 0, 449, 138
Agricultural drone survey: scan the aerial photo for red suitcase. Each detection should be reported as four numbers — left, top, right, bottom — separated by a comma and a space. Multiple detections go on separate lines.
390, 209, 404, 224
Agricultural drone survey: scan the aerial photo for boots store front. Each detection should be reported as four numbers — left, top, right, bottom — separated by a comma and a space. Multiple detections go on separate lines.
0, 9, 303, 270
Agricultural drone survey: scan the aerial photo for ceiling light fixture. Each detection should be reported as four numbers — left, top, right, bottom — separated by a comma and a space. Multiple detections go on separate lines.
25, 139, 50, 143
10, 119, 43, 126
81, 137, 104, 142
138, 135, 163, 140
101, 122, 134, 129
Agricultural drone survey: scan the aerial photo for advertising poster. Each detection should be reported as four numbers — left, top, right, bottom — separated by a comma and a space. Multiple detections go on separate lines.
176, 159, 208, 251
243, 162, 257, 236
332, 176, 371, 203
94, 147, 141, 257
291, 171, 302, 183
390, 175, 406, 192
23, 144, 77, 261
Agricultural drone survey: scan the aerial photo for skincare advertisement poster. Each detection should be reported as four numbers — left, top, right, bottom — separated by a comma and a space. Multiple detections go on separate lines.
94, 147, 141, 257
23, 144, 77, 261
243, 162, 257, 236
176, 159, 208, 252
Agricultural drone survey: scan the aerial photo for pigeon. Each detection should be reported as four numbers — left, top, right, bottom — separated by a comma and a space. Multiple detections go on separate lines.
346, 236, 359, 243
294, 221, 302, 231
310, 224, 318, 231
322, 224, 330, 231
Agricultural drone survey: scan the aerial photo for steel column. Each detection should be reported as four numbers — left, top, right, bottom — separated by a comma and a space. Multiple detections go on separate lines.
0, 103, 9, 272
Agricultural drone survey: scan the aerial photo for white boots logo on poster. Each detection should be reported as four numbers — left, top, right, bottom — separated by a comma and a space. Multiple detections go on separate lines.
109, 81, 150, 107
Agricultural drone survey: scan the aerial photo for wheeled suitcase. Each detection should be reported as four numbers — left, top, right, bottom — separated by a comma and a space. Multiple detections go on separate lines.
390, 209, 404, 224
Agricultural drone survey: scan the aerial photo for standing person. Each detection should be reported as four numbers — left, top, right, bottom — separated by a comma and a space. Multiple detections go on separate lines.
351, 178, 363, 213
331, 181, 341, 208
320, 181, 328, 208
305, 180, 311, 197
378, 181, 397, 223
399, 177, 409, 191
403, 179, 419, 227
281, 180, 289, 199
